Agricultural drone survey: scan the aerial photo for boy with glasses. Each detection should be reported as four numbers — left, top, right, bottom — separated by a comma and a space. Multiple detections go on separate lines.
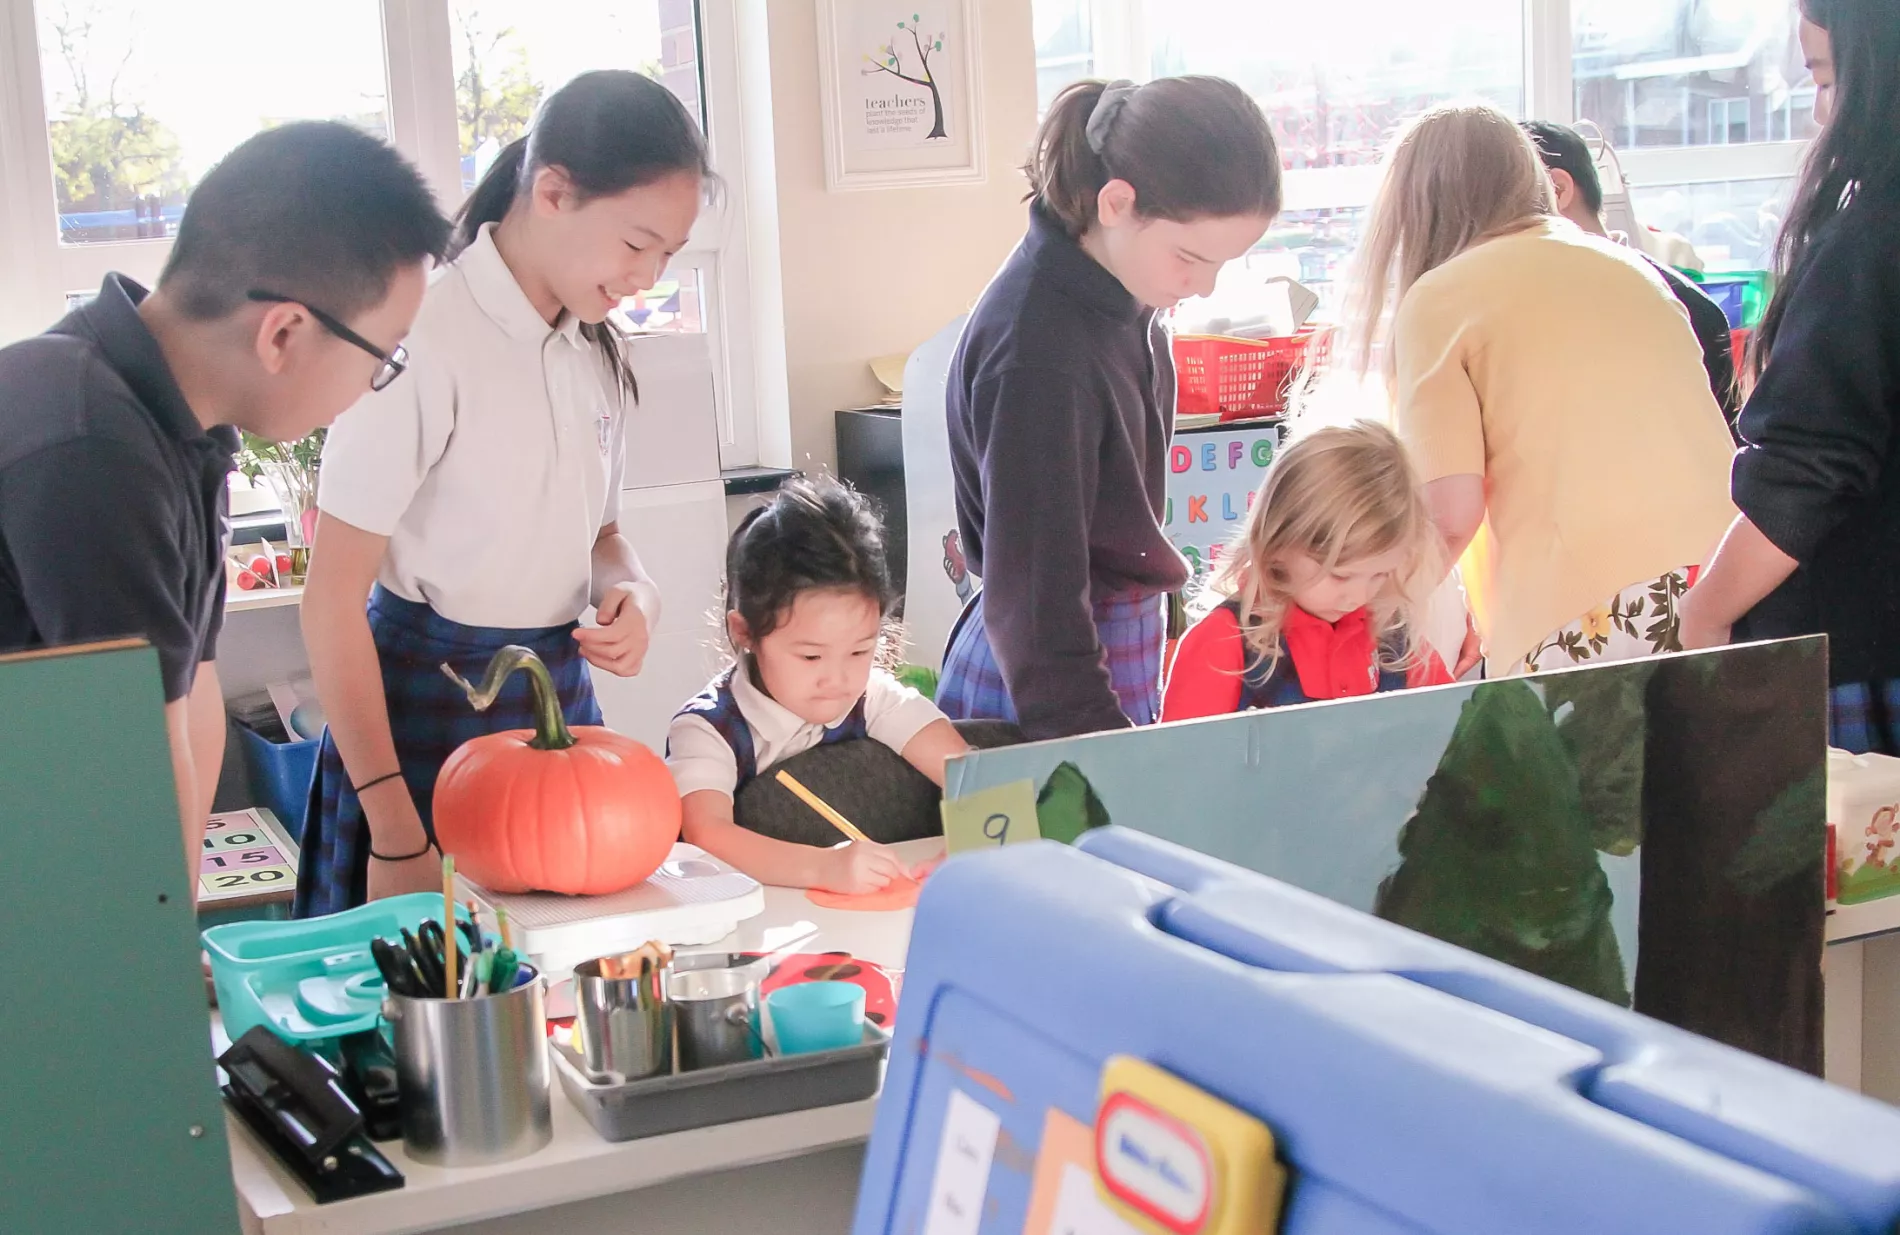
0, 121, 448, 889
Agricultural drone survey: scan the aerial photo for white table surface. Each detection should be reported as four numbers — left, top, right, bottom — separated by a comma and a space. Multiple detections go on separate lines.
229, 839, 943, 1235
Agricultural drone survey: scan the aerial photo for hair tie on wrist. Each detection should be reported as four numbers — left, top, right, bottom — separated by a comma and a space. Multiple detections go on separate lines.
353, 770, 404, 795
369, 839, 437, 863
1086, 80, 1139, 156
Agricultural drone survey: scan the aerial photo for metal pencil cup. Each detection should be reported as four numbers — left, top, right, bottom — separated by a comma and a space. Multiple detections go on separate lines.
669, 963, 767, 1071
573, 957, 674, 1081
385, 967, 552, 1167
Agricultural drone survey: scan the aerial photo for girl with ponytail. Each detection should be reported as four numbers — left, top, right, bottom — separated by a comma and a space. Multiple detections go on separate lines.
936, 76, 1281, 739
297, 71, 714, 913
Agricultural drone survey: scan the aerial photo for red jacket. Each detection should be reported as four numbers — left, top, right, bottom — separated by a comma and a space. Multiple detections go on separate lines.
1163, 603, 1452, 722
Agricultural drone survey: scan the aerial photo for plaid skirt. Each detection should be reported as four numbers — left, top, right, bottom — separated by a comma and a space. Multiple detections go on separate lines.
293, 587, 602, 918
1830, 680, 1900, 756
936, 589, 1164, 728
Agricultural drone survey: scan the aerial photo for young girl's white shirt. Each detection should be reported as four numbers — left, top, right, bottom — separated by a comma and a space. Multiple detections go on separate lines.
666, 664, 947, 799
318, 223, 628, 629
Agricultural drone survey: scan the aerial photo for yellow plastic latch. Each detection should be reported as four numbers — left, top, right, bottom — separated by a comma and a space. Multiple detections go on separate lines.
1093, 1056, 1285, 1235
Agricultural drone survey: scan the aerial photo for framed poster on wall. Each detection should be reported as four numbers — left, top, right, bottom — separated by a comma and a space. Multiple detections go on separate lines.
816, 0, 986, 191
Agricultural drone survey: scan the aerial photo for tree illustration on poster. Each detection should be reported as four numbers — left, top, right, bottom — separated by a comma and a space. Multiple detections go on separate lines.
818, 0, 985, 191
862, 15, 948, 140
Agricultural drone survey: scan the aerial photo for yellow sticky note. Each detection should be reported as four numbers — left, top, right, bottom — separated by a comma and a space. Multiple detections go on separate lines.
941, 778, 1042, 855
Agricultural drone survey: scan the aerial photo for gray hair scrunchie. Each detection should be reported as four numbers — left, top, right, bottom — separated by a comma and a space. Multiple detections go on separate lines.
1085, 80, 1139, 156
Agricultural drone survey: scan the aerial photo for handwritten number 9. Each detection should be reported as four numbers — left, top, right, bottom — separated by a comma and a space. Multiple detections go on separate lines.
982, 813, 1009, 845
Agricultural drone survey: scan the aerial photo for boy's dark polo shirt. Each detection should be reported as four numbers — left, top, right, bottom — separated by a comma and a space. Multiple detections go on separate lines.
0, 274, 237, 701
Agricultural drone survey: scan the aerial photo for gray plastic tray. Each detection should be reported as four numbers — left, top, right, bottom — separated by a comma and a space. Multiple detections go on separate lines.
551, 1026, 889, 1142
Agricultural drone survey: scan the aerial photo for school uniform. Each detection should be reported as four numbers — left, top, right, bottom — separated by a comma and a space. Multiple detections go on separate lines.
1642, 254, 1740, 433
665, 662, 945, 801
1161, 601, 1449, 722
294, 224, 628, 917
1732, 188, 1900, 755
936, 202, 1188, 740
0, 275, 236, 703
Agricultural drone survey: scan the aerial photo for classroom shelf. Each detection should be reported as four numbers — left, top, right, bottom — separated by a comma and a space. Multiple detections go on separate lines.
1826, 896, 1900, 945
226, 586, 304, 614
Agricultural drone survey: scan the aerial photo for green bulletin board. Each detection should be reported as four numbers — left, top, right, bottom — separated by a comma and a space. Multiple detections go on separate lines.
0, 640, 240, 1234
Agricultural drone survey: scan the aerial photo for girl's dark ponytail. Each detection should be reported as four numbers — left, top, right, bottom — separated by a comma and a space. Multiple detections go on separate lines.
445, 71, 716, 401
1024, 80, 1115, 236
1023, 75, 1282, 238
449, 137, 529, 261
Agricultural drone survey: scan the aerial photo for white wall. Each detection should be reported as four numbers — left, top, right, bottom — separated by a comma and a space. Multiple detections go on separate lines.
760, 0, 1039, 474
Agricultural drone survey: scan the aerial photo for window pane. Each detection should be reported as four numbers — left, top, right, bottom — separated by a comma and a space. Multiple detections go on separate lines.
451, 0, 705, 196
37, 0, 387, 245
1034, 0, 1094, 116
1145, 0, 1524, 169
1629, 177, 1792, 272
607, 266, 705, 335
1247, 206, 1367, 316
1575, 0, 1819, 149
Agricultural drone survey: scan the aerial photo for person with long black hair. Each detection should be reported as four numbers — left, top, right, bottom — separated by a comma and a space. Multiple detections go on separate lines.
1678, 0, 1900, 753
296, 71, 715, 913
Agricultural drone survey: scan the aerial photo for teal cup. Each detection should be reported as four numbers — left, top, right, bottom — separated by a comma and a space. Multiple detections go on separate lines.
766, 981, 866, 1055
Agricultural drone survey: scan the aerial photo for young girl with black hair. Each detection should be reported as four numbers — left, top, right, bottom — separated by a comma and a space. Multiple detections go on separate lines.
1679, 0, 1900, 754
667, 478, 966, 894
297, 71, 713, 914
935, 76, 1282, 741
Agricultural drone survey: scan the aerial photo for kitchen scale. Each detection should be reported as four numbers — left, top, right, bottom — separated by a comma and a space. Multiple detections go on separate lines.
457, 843, 765, 983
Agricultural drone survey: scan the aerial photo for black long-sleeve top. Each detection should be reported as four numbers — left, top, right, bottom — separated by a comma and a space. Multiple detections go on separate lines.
1733, 189, 1900, 685
947, 203, 1189, 739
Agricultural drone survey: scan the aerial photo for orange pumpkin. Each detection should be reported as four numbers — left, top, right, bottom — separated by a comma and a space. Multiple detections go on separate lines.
433, 646, 681, 896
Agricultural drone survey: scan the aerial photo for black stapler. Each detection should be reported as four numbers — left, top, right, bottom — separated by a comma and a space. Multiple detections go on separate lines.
219, 1026, 404, 1203
337, 1029, 403, 1142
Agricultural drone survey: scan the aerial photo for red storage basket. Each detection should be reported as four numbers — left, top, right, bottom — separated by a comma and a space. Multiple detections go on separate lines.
1174, 329, 1331, 422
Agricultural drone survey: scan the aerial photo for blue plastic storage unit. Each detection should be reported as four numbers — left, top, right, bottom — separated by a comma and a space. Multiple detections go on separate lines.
853, 828, 1900, 1235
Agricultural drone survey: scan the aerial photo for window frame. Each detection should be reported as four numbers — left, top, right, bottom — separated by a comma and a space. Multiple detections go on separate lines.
0, 0, 768, 467
1040, 0, 1811, 221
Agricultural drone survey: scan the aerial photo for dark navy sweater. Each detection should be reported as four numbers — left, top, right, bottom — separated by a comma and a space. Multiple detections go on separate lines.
1734, 188, 1900, 685
947, 203, 1189, 739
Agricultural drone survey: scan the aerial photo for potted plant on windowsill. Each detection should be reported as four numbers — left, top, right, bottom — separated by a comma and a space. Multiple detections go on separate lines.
236, 429, 323, 570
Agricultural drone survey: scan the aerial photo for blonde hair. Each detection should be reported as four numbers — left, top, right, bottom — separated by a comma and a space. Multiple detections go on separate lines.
1208, 421, 1439, 676
1341, 100, 1555, 379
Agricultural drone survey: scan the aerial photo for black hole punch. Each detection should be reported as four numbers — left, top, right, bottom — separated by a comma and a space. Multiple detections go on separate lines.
157, 893, 170, 905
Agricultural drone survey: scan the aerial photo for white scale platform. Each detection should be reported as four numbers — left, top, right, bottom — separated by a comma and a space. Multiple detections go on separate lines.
458, 843, 764, 979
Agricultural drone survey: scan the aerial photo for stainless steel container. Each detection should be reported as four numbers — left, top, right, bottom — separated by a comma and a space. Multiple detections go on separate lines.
669, 963, 766, 1070
573, 956, 674, 1081
385, 967, 552, 1167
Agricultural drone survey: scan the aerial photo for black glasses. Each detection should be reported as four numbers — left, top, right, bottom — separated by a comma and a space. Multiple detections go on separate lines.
248, 290, 408, 392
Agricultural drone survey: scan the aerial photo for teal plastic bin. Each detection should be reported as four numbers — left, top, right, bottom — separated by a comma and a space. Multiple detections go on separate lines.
203, 893, 475, 1047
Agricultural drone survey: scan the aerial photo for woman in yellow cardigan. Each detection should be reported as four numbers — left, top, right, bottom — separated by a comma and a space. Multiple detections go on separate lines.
1339, 101, 1736, 674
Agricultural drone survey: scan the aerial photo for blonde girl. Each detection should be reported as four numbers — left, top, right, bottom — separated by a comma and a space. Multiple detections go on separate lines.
1161, 421, 1450, 720
1338, 100, 1734, 677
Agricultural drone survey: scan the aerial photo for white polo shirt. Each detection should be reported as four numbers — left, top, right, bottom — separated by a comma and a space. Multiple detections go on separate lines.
666, 664, 948, 799
318, 223, 628, 629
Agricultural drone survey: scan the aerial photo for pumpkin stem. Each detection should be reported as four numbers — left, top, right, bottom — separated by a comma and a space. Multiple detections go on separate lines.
440, 645, 578, 751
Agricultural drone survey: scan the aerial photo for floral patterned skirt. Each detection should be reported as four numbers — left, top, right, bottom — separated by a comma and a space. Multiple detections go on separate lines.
1511, 568, 1695, 676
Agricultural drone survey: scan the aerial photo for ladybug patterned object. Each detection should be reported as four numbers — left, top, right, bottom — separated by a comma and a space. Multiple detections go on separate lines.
751, 951, 899, 1028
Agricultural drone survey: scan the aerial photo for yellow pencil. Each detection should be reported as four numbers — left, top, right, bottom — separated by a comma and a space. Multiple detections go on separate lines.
442, 854, 458, 999
775, 769, 873, 845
